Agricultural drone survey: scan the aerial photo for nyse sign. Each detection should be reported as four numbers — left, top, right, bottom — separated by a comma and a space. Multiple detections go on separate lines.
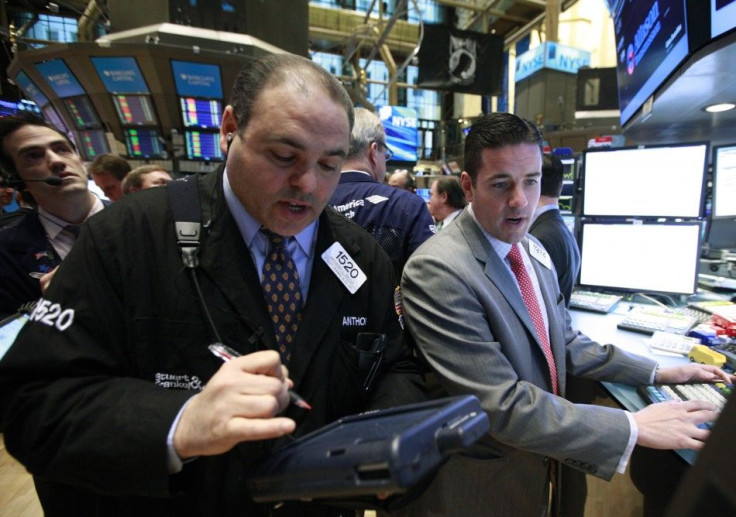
515, 42, 591, 82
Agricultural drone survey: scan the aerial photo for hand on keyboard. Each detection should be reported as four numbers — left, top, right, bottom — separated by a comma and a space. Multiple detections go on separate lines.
633, 399, 718, 451
655, 363, 735, 385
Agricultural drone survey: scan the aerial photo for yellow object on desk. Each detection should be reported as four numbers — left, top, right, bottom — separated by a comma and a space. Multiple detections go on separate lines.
688, 344, 727, 367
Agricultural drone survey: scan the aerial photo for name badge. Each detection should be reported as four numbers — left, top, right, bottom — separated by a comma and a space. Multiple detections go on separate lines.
529, 241, 552, 270
322, 242, 367, 294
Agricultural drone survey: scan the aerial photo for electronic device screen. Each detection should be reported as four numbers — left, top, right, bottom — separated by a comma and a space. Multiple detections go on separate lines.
42, 105, 68, 132
77, 130, 110, 161
179, 97, 222, 128
90, 56, 149, 94
125, 128, 164, 159
62, 96, 102, 129
415, 188, 431, 203
113, 95, 157, 126
34, 59, 85, 98
582, 143, 707, 218
613, 0, 690, 126
711, 0, 736, 39
14, 71, 48, 107
706, 218, 736, 251
379, 105, 418, 163
561, 214, 576, 235
171, 60, 223, 98
712, 144, 736, 218
578, 222, 702, 295
184, 130, 223, 161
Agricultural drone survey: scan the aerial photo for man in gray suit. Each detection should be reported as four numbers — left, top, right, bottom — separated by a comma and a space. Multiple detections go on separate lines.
399, 113, 732, 516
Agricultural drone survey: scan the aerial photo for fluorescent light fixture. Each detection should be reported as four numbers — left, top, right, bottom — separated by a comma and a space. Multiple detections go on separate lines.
704, 103, 736, 113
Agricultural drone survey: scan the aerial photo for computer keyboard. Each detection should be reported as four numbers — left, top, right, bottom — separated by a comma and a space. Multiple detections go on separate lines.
698, 273, 736, 291
569, 290, 622, 314
638, 383, 731, 411
647, 331, 701, 355
617, 305, 699, 335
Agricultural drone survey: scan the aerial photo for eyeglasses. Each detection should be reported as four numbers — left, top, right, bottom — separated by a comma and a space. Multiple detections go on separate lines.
376, 141, 394, 161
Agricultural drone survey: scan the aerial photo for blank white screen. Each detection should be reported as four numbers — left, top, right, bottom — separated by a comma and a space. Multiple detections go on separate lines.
714, 146, 736, 217
583, 145, 707, 217
579, 223, 701, 295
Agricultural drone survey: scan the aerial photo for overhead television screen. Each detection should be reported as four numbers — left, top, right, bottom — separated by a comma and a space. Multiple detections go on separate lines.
124, 128, 164, 159
171, 60, 223, 99
113, 95, 157, 126
42, 105, 68, 132
378, 106, 418, 163
711, 0, 736, 39
77, 130, 110, 161
14, 71, 49, 107
180, 97, 222, 128
582, 143, 707, 218
90, 56, 150, 94
614, 0, 690, 126
712, 144, 736, 218
185, 130, 224, 161
62, 96, 102, 129
34, 59, 85, 98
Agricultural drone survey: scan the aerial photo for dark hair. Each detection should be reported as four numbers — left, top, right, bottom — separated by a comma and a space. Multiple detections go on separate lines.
463, 112, 544, 185
229, 53, 354, 133
0, 112, 75, 178
88, 154, 132, 181
540, 154, 565, 197
435, 176, 467, 210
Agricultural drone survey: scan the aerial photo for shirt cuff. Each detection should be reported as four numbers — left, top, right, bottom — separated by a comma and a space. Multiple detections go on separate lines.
616, 410, 639, 474
167, 400, 192, 474
650, 363, 660, 384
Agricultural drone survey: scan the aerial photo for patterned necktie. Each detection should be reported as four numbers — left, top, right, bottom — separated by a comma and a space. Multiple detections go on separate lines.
261, 230, 303, 364
507, 243, 558, 394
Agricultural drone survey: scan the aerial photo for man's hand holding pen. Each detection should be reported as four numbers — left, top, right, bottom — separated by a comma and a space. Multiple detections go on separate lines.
173, 350, 297, 460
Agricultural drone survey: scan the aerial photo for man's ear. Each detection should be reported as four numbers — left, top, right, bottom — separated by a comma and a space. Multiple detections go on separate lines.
220, 106, 239, 154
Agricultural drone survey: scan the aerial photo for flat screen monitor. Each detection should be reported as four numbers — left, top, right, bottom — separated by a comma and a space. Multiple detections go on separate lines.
706, 218, 736, 250
415, 188, 431, 203
711, 0, 736, 39
179, 97, 222, 128
582, 143, 707, 218
184, 130, 223, 161
90, 56, 149, 94
613, 0, 690, 126
113, 95, 157, 126
712, 144, 736, 218
34, 59, 85, 98
14, 71, 48, 107
171, 60, 223, 98
578, 221, 702, 295
125, 128, 165, 159
42, 105, 68, 132
379, 106, 419, 163
77, 130, 110, 161
62, 96, 102, 129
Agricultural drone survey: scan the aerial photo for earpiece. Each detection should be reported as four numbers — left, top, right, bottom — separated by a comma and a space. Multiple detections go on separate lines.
226, 133, 233, 144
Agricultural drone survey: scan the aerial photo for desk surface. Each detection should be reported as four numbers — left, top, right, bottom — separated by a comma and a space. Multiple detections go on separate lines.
569, 304, 697, 464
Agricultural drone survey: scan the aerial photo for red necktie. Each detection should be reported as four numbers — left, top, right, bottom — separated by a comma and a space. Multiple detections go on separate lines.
507, 243, 558, 394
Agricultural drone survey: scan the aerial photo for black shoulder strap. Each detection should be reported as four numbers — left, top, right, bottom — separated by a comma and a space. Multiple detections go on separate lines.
167, 176, 202, 269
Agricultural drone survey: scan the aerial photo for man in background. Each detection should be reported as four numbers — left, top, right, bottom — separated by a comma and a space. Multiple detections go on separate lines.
387, 169, 416, 192
428, 176, 466, 231
122, 164, 172, 195
529, 153, 580, 306
0, 113, 103, 318
88, 153, 131, 201
330, 107, 435, 276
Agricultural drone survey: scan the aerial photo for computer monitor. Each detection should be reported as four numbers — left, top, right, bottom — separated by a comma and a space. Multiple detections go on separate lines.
582, 143, 708, 218
124, 128, 165, 159
711, 0, 736, 39
577, 221, 702, 295
34, 58, 85, 98
112, 95, 157, 126
14, 71, 48, 107
184, 130, 223, 161
62, 96, 102, 129
77, 130, 110, 161
91, 56, 150, 94
415, 188, 431, 203
706, 218, 736, 251
712, 144, 736, 218
171, 60, 223, 98
42, 105, 68, 133
179, 97, 222, 129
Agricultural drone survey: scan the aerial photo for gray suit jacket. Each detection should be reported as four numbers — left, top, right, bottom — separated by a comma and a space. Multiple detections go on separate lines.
398, 208, 656, 516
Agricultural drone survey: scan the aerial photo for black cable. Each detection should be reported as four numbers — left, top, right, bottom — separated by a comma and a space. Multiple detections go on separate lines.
188, 267, 222, 344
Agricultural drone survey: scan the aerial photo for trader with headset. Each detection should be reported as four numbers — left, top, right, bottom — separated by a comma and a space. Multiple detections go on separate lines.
0, 113, 103, 318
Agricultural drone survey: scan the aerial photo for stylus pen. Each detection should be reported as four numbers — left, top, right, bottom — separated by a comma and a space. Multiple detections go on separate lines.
208, 343, 312, 410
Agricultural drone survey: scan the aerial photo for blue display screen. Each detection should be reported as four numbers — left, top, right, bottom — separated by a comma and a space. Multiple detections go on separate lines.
378, 106, 418, 163
711, 0, 736, 39
179, 97, 222, 128
185, 131, 224, 161
171, 61, 223, 98
125, 128, 165, 158
78, 130, 110, 160
35, 59, 85, 98
614, 0, 689, 126
15, 71, 49, 107
91, 57, 150, 94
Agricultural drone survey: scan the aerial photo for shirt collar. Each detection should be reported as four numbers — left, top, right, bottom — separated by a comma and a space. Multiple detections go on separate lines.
223, 167, 317, 257
534, 203, 559, 219
37, 195, 104, 238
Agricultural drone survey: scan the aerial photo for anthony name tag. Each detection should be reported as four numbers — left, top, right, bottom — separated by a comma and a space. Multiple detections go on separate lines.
322, 242, 367, 294
529, 241, 552, 270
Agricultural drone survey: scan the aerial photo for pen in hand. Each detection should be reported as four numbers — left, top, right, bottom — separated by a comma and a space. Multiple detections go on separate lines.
208, 343, 312, 411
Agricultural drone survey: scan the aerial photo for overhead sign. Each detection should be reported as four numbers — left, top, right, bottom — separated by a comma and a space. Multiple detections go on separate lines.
91, 57, 150, 94
15, 71, 49, 107
171, 61, 223, 99
515, 42, 591, 82
34, 59, 85, 98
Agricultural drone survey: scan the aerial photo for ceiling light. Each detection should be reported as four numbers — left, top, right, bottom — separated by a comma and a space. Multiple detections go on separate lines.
704, 103, 736, 113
